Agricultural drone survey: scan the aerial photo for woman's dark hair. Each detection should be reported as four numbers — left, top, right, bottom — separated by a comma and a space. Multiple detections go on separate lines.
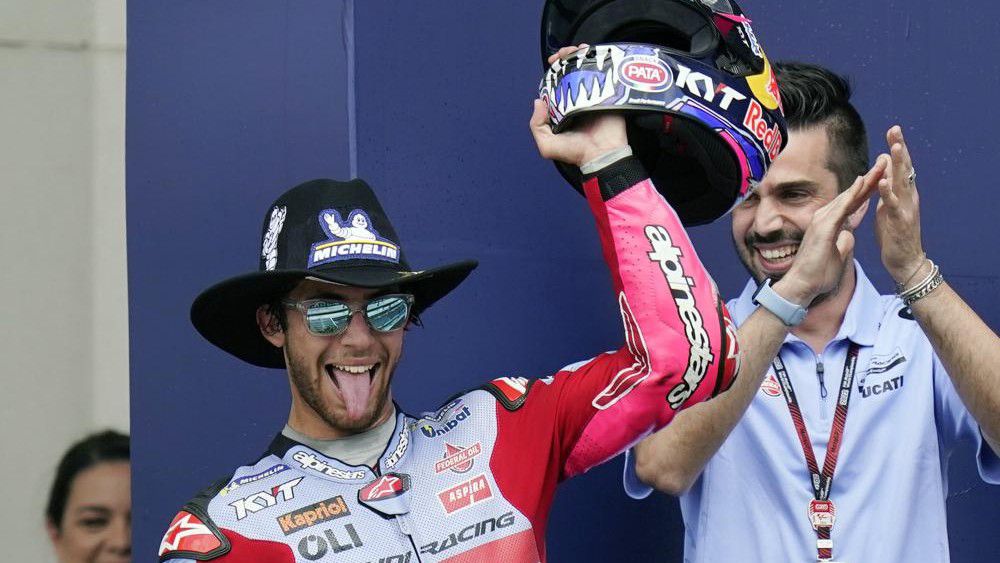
46, 430, 130, 530
773, 61, 869, 191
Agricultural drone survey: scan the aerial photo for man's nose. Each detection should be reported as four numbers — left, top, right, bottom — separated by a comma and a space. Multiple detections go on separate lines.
339, 310, 375, 347
752, 197, 784, 235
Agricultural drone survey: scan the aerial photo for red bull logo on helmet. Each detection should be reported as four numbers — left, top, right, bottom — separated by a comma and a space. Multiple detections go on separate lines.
618, 55, 674, 93
742, 99, 783, 160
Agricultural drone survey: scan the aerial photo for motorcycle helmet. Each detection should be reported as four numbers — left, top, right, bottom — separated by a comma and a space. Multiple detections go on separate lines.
539, 0, 786, 225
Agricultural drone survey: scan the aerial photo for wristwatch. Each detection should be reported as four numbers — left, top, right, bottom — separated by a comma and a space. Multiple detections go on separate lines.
752, 278, 807, 327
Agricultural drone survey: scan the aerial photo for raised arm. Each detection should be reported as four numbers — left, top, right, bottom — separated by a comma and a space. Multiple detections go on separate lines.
633, 159, 885, 494
875, 126, 1000, 453
512, 89, 739, 478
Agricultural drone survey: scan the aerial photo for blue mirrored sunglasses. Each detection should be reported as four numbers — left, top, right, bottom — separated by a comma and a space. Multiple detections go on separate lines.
282, 294, 414, 336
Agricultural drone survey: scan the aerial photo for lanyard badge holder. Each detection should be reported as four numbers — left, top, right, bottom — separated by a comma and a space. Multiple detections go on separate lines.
772, 343, 861, 562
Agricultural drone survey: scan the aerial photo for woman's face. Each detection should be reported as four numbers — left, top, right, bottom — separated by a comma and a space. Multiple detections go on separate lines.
48, 461, 131, 563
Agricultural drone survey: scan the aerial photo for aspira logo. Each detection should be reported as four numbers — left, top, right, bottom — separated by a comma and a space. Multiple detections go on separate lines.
292, 451, 366, 481
420, 512, 515, 556
228, 477, 303, 520
618, 55, 674, 92
437, 473, 493, 514
644, 225, 714, 409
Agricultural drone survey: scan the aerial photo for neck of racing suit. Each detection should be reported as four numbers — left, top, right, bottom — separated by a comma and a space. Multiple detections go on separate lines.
281, 406, 397, 468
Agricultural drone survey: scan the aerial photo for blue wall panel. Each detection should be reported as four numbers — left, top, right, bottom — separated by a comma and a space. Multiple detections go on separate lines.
129, 0, 999, 560
127, 0, 352, 557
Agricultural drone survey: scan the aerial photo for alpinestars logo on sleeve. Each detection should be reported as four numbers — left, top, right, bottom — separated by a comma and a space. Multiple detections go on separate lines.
309, 208, 400, 266
644, 225, 714, 409
158, 511, 225, 557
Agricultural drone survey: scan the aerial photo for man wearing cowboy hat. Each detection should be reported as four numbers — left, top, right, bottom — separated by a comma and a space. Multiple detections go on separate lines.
157, 100, 739, 562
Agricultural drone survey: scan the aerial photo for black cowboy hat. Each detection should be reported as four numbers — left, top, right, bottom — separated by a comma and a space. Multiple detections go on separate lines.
191, 178, 477, 368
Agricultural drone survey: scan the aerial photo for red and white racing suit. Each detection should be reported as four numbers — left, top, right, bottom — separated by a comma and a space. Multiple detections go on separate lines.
159, 157, 740, 563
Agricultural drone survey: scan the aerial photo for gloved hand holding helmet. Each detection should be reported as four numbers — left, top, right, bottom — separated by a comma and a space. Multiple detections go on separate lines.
540, 0, 787, 225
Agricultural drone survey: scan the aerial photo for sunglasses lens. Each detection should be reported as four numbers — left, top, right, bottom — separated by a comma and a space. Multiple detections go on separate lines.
365, 295, 411, 332
303, 301, 352, 335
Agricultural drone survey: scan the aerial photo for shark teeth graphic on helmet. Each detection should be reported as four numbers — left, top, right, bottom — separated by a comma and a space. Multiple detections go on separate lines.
543, 44, 631, 122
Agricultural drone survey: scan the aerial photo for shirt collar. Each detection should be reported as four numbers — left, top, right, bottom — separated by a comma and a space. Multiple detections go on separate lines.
732, 260, 880, 347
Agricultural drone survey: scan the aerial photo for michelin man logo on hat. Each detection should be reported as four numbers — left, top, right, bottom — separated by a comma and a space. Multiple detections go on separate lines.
308, 208, 401, 267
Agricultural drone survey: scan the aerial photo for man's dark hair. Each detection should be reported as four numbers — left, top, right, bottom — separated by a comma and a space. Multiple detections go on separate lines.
263, 298, 289, 333
46, 430, 130, 530
774, 61, 869, 190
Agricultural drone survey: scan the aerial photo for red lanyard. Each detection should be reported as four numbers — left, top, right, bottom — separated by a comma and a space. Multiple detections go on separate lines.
771, 343, 860, 562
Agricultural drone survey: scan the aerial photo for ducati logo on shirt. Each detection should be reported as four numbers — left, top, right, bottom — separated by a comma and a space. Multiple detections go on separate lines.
859, 375, 904, 399
863, 348, 907, 381
858, 348, 907, 399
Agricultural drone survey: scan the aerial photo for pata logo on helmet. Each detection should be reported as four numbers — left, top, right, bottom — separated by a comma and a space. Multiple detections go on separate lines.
618, 55, 674, 92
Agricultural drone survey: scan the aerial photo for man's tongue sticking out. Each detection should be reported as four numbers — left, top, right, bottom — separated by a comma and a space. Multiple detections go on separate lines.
331, 366, 374, 420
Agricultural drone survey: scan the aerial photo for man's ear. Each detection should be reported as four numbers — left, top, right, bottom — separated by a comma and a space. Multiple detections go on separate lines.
257, 305, 286, 347
847, 197, 870, 231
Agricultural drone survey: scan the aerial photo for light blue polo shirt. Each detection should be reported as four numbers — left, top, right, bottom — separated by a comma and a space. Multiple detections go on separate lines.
624, 262, 1000, 562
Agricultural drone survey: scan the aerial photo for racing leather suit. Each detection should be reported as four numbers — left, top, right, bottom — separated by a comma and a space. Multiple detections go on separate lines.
158, 157, 740, 563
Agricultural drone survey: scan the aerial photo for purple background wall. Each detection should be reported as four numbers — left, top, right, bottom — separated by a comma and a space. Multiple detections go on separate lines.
129, 0, 1000, 560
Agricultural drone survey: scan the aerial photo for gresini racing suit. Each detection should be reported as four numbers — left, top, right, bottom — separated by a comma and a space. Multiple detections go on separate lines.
159, 157, 741, 563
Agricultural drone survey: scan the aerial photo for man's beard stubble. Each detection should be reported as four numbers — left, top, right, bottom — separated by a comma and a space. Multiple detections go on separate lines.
736, 227, 844, 309
285, 336, 390, 434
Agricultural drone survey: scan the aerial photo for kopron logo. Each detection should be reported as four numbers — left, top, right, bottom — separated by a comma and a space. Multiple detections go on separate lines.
619, 56, 674, 92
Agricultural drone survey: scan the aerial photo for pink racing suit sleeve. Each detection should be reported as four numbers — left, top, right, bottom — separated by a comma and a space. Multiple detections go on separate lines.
487, 156, 740, 492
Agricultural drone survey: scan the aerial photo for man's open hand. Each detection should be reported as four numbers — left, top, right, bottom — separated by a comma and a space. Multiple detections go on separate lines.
777, 156, 886, 305
530, 45, 628, 167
